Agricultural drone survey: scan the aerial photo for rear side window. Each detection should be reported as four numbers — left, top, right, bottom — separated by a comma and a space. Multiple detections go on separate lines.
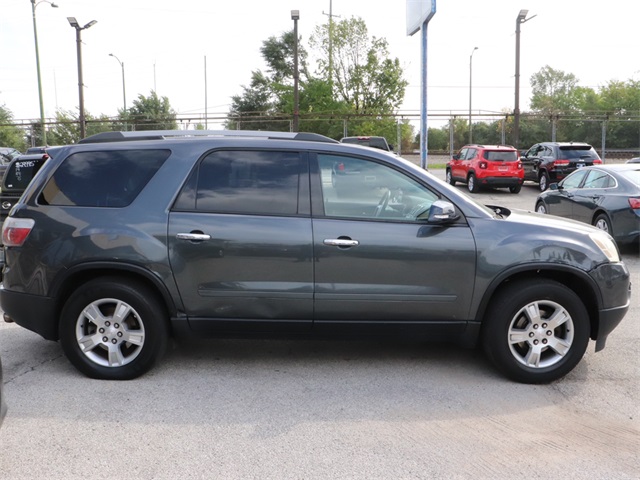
3, 157, 47, 190
39, 149, 169, 207
174, 150, 301, 215
483, 150, 517, 161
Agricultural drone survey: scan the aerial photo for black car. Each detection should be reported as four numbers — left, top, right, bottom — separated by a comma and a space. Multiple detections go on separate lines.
0, 130, 630, 384
0, 147, 22, 181
521, 142, 602, 191
535, 164, 640, 246
0, 152, 49, 223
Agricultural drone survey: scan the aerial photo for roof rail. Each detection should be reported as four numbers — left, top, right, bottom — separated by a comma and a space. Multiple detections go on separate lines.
78, 130, 339, 144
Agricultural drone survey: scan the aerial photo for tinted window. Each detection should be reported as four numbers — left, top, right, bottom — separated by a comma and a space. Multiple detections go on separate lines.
558, 146, 598, 159
3, 157, 47, 190
341, 137, 390, 151
192, 150, 301, 215
40, 149, 169, 207
483, 150, 517, 161
318, 154, 439, 220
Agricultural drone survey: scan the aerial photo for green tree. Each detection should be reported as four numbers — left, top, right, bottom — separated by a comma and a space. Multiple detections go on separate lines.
426, 127, 448, 151
310, 17, 407, 115
597, 80, 640, 148
530, 66, 582, 114
47, 109, 116, 145
227, 31, 310, 131
227, 17, 409, 141
127, 91, 177, 131
0, 105, 27, 150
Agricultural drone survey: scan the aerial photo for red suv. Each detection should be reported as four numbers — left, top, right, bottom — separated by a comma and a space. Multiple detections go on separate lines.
446, 144, 524, 193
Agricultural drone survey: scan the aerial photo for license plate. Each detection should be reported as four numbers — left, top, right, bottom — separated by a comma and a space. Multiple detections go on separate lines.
499, 166, 508, 171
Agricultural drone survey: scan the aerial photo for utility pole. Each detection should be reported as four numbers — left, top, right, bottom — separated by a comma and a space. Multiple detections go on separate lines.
322, 0, 340, 88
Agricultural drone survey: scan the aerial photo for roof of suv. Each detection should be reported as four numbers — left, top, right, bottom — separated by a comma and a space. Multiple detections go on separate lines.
79, 130, 339, 145
463, 144, 517, 150
536, 142, 593, 148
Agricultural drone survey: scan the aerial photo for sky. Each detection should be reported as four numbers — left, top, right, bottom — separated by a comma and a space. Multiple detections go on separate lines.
1, 0, 639, 130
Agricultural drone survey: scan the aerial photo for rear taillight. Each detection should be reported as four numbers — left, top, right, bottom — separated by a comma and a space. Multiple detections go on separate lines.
479, 161, 487, 169
2, 218, 35, 247
593, 159, 603, 164
553, 159, 570, 167
629, 198, 640, 210
517, 161, 523, 169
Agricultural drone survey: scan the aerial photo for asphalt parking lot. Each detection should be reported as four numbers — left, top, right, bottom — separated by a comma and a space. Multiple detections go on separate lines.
0, 169, 638, 479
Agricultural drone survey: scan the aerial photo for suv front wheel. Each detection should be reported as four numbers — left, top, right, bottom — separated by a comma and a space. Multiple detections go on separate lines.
59, 277, 169, 380
481, 279, 590, 384
467, 173, 480, 193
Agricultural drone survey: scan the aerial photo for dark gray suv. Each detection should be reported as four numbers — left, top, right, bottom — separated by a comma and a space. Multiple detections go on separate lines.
0, 130, 631, 383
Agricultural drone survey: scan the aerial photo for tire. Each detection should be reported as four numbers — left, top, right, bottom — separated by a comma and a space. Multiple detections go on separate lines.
59, 277, 169, 380
535, 201, 547, 214
468, 173, 480, 193
539, 171, 550, 192
593, 213, 613, 236
509, 184, 522, 194
481, 279, 590, 384
446, 169, 456, 186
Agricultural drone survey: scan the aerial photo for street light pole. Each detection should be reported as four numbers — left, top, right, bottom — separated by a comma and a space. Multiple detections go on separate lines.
469, 46, 478, 144
514, 9, 535, 149
291, 10, 300, 132
68, 17, 97, 140
109, 53, 126, 114
31, 0, 58, 146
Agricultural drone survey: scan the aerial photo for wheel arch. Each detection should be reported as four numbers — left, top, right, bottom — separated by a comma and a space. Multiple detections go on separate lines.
591, 209, 611, 225
475, 266, 602, 341
49, 262, 179, 339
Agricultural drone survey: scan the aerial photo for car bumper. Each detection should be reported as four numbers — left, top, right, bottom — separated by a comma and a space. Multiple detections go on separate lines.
0, 288, 58, 340
477, 176, 523, 188
590, 262, 632, 351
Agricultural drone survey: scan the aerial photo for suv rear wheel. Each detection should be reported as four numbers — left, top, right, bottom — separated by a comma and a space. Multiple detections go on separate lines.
539, 170, 550, 191
481, 279, 589, 384
59, 277, 169, 380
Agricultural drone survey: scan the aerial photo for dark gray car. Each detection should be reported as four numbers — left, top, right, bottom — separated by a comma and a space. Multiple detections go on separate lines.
0, 130, 631, 384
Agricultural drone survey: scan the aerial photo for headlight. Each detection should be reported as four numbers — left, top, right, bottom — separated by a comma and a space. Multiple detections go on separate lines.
589, 232, 620, 263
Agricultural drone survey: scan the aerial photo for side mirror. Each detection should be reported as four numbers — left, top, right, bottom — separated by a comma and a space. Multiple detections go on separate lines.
549, 183, 559, 191
418, 200, 459, 223
452, 154, 460, 160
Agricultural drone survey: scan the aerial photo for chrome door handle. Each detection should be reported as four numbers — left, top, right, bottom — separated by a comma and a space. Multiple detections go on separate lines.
176, 233, 211, 241
323, 238, 359, 247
